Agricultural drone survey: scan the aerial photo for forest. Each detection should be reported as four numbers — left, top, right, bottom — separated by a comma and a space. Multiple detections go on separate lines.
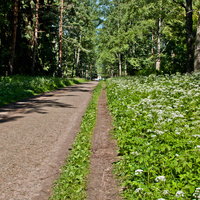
0, 0, 200, 78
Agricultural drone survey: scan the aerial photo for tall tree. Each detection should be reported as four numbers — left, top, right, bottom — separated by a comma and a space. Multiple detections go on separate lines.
9, 0, 19, 75
172, 0, 194, 72
194, 10, 200, 72
58, 0, 63, 77
32, 0, 39, 75
156, 1, 162, 71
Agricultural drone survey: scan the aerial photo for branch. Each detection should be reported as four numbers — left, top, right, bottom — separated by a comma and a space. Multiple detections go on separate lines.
172, 0, 186, 9
161, 39, 171, 54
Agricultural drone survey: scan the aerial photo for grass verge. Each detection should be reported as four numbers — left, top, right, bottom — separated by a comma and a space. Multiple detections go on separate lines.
0, 75, 87, 106
50, 81, 104, 200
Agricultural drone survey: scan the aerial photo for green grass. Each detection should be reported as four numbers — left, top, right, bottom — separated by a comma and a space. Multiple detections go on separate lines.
0, 75, 87, 106
106, 73, 200, 199
50, 81, 104, 200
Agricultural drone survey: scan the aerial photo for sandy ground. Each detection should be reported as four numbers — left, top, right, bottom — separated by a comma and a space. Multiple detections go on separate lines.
0, 81, 99, 200
86, 87, 122, 200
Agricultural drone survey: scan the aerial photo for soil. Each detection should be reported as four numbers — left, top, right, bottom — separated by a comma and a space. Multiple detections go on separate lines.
86, 87, 122, 200
0, 82, 121, 200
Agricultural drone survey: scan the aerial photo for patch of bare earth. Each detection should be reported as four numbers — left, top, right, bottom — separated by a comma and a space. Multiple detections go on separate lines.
86, 87, 122, 200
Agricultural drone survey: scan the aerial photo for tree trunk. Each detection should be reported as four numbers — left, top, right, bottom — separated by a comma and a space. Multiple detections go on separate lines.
125, 59, 127, 76
66, 50, 68, 78
194, 11, 200, 72
32, 0, 39, 75
156, 6, 162, 71
72, 48, 76, 78
58, 0, 63, 77
186, 0, 194, 73
90, 64, 92, 80
9, 0, 19, 75
75, 47, 80, 77
119, 53, 122, 77
151, 28, 154, 61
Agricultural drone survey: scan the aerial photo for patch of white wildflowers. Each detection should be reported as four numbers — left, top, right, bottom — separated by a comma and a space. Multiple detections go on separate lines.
106, 73, 200, 199
155, 176, 166, 182
193, 188, 200, 199
175, 190, 184, 198
135, 188, 143, 193
135, 169, 143, 175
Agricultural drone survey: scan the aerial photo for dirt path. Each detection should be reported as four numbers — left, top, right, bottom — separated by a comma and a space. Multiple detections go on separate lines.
86, 87, 122, 200
0, 81, 99, 200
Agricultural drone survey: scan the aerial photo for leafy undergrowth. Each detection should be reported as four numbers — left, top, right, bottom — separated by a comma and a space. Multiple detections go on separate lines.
106, 73, 200, 199
50, 81, 104, 200
0, 75, 87, 106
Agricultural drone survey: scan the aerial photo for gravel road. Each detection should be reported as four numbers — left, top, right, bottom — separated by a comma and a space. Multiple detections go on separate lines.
0, 81, 98, 200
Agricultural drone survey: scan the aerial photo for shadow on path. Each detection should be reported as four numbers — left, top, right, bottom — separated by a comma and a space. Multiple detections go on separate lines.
0, 82, 97, 124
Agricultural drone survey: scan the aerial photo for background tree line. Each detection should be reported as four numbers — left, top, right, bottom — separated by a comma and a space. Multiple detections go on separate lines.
0, 0, 98, 78
0, 0, 200, 77
97, 0, 200, 77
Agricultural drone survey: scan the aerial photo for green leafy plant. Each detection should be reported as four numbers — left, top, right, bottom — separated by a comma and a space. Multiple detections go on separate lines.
106, 73, 200, 199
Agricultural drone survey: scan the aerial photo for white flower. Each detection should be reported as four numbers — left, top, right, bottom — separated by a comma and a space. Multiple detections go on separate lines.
193, 187, 200, 198
135, 169, 143, 175
193, 134, 200, 138
131, 151, 140, 156
163, 190, 169, 195
156, 130, 164, 135
175, 190, 184, 197
158, 198, 165, 200
175, 131, 180, 135
135, 188, 143, 193
155, 176, 166, 182
195, 145, 200, 149
175, 154, 180, 157
151, 135, 157, 138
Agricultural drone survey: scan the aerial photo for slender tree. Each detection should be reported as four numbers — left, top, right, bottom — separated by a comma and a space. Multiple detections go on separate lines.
58, 0, 63, 77
172, 0, 194, 72
32, 0, 39, 75
156, 1, 162, 71
9, 0, 19, 75
194, 11, 200, 72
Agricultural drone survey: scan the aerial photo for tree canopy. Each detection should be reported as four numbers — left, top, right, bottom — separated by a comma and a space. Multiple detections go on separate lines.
0, 0, 199, 77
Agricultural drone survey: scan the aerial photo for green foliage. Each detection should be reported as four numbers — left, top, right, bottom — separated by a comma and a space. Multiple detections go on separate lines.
96, 0, 198, 76
106, 73, 200, 199
0, 75, 87, 106
50, 81, 104, 199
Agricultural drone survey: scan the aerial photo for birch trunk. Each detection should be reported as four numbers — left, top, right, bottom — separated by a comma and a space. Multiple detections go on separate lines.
9, 0, 19, 75
72, 48, 76, 78
194, 11, 200, 72
119, 53, 122, 77
75, 47, 80, 77
156, 12, 161, 71
90, 64, 92, 80
151, 29, 154, 61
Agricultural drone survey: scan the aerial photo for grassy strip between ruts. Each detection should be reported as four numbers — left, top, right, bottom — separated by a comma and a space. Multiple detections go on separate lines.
50, 81, 104, 200
0, 75, 87, 107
